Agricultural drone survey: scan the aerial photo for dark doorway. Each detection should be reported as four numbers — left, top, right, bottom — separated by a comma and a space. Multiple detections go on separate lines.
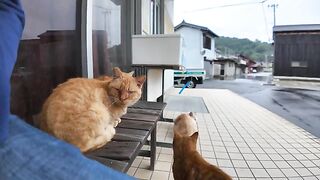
220, 64, 225, 75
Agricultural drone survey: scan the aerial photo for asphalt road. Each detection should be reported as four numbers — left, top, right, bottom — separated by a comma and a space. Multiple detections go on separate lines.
198, 73, 320, 138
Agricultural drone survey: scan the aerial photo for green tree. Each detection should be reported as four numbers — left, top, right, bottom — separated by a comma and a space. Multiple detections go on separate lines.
216, 36, 273, 62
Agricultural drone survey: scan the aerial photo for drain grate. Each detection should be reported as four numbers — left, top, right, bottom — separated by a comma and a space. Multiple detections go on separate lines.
164, 95, 209, 113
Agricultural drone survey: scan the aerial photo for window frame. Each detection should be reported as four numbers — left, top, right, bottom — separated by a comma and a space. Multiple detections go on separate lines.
82, 0, 135, 77
203, 33, 212, 50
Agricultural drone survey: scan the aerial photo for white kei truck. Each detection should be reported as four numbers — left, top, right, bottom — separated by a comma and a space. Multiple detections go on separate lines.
173, 69, 206, 88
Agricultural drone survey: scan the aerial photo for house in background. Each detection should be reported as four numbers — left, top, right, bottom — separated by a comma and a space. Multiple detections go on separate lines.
273, 24, 320, 89
174, 20, 219, 79
214, 57, 243, 78
238, 54, 258, 73
213, 53, 262, 78
273, 24, 320, 79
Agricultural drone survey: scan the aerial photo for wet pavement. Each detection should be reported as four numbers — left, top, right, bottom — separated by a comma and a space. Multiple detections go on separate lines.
198, 73, 320, 138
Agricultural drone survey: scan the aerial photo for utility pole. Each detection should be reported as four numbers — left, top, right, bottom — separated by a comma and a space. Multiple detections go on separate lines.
268, 4, 278, 27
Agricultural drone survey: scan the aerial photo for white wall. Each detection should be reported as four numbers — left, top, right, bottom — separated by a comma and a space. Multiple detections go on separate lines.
164, 70, 174, 92
141, 0, 175, 101
204, 61, 213, 79
235, 66, 242, 77
162, 1, 175, 101
141, 0, 151, 34
214, 64, 221, 76
203, 37, 216, 60
164, 0, 174, 33
147, 69, 162, 102
225, 62, 236, 76
146, 68, 175, 102
175, 27, 203, 69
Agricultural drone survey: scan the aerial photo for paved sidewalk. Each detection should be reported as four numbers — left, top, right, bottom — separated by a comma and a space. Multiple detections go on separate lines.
128, 89, 320, 180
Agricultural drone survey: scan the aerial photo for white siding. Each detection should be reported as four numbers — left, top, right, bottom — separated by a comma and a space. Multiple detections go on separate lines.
224, 62, 236, 76
147, 69, 162, 102
175, 28, 203, 69
203, 37, 216, 60
204, 61, 214, 79
214, 64, 221, 76
141, 0, 175, 101
141, 0, 151, 34
164, 70, 174, 93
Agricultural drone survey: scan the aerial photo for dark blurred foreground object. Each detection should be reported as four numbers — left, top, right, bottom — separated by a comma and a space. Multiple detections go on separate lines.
0, 0, 132, 179
0, 0, 25, 143
0, 115, 133, 180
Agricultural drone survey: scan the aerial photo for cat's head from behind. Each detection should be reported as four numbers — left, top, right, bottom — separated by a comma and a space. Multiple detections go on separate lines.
173, 131, 198, 153
107, 67, 146, 106
174, 112, 196, 123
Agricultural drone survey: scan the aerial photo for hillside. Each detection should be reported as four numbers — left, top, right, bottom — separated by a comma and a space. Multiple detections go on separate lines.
215, 36, 273, 62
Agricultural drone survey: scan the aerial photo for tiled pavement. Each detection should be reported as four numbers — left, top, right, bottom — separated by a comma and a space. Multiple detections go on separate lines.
129, 89, 320, 180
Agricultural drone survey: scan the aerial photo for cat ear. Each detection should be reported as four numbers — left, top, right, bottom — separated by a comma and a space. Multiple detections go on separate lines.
190, 132, 199, 142
128, 71, 134, 76
113, 67, 122, 79
135, 76, 146, 88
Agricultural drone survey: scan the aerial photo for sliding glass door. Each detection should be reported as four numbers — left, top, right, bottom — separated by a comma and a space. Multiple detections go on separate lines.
92, 0, 132, 77
10, 0, 134, 123
11, 0, 82, 124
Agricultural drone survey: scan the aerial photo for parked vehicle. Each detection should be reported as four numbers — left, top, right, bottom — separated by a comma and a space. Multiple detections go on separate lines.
174, 70, 205, 88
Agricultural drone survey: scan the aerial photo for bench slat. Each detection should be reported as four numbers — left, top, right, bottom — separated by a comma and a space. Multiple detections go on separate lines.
85, 155, 128, 172
86, 101, 166, 173
121, 113, 159, 122
117, 120, 153, 131
89, 141, 140, 161
113, 128, 148, 142
131, 101, 167, 110
127, 108, 162, 115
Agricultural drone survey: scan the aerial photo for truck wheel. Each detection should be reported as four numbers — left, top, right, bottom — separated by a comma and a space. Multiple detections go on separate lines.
187, 80, 196, 88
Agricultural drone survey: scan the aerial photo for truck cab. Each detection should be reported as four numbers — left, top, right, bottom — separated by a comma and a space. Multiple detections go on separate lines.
174, 70, 205, 88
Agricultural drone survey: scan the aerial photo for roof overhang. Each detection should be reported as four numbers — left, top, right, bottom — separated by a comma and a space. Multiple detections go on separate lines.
273, 24, 320, 33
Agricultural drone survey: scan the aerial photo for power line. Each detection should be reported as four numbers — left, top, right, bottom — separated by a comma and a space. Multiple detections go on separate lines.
185, 0, 268, 13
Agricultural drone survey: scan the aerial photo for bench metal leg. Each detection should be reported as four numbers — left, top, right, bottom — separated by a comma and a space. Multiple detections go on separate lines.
150, 123, 157, 171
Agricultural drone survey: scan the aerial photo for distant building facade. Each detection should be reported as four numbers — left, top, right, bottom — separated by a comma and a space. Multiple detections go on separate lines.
214, 58, 238, 77
174, 20, 218, 79
273, 24, 320, 78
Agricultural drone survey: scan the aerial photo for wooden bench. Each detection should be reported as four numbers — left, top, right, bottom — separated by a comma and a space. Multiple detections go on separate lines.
85, 101, 166, 173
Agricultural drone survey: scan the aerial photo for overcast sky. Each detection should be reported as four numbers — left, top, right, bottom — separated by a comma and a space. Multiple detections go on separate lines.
174, 0, 320, 42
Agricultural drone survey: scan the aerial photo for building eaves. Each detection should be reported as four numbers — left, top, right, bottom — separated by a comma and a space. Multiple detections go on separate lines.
273, 24, 320, 33
174, 20, 219, 37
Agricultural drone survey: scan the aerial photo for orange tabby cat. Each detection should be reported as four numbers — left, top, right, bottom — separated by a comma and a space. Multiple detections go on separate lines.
174, 112, 198, 136
38, 67, 145, 152
173, 132, 232, 180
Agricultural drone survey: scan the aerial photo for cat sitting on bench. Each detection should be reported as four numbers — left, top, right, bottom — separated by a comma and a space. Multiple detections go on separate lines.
37, 67, 145, 152
173, 112, 232, 180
